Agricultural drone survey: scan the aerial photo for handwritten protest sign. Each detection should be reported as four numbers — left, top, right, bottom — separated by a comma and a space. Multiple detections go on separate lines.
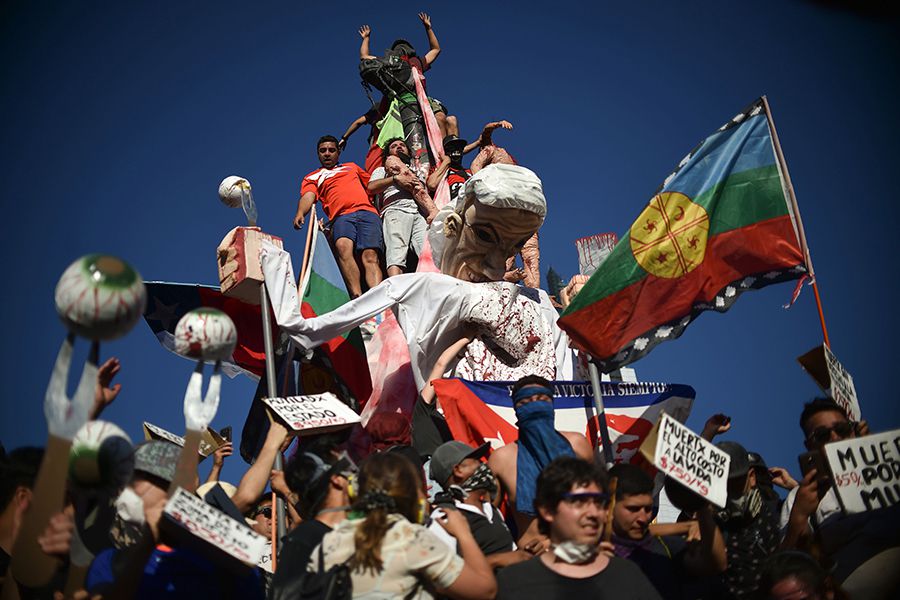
824, 346, 861, 422
142, 422, 222, 458
262, 392, 360, 433
823, 428, 900, 514
797, 345, 861, 421
653, 412, 730, 508
163, 487, 267, 567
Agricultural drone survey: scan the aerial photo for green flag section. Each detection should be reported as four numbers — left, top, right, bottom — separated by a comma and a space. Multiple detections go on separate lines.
299, 224, 372, 405
559, 98, 807, 372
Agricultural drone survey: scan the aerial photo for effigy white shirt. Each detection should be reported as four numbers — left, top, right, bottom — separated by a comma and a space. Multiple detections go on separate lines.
260, 242, 573, 391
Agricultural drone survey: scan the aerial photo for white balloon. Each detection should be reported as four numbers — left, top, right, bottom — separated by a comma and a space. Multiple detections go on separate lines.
54, 255, 147, 340
174, 308, 238, 361
218, 175, 250, 208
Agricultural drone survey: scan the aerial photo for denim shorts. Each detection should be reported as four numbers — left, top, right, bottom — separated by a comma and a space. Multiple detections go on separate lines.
331, 210, 383, 251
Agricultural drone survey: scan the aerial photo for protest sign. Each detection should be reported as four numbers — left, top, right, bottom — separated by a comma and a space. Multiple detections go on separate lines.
142, 422, 223, 458
653, 412, 730, 508
823, 346, 861, 422
262, 392, 360, 433
823, 428, 900, 514
797, 344, 861, 421
162, 487, 267, 567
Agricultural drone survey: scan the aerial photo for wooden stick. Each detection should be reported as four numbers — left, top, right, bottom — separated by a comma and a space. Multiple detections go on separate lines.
7, 435, 71, 587
761, 95, 830, 347
297, 212, 316, 297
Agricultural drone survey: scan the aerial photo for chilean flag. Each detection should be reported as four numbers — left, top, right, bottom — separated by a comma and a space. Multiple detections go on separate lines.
432, 378, 694, 465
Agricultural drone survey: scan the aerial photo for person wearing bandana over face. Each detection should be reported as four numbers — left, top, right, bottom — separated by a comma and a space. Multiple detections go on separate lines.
86, 440, 265, 599
496, 457, 661, 599
713, 440, 780, 600
427, 441, 531, 569
488, 375, 593, 552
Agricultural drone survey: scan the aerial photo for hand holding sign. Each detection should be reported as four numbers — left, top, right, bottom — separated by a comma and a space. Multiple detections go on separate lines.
262, 393, 361, 433
653, 412, 731, 509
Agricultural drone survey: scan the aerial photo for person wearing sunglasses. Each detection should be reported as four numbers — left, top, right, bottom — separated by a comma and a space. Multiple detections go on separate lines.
779, 398, 900, 596
496, 457, 661, 599
781, 397, 865, 551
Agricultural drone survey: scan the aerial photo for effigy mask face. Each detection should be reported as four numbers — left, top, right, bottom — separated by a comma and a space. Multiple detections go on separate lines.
442, 196, 542, 283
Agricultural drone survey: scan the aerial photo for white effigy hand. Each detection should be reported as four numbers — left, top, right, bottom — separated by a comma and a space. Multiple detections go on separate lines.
45, 335, 98, 440
183, 361, 221, 432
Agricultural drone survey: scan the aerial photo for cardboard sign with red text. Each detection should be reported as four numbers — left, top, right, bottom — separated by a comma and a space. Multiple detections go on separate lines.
824, 428, 900, 514
262, 392, 360, 433
163, 487, 267, 567
653, 412, 730, 508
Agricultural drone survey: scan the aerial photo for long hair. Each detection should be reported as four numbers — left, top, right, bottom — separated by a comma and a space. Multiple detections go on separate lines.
350, 452, 422, 574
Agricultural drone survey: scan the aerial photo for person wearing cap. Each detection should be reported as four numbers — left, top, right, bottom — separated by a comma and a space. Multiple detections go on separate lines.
713, 439, 780, 600
428, 441, 529, 569
367, 137, 436, 277
269, 447, 356, 596
86, 440, 265, 599
427, 121, 515, 199
488, 375, 593, 552
607, 463, 726, 598
426, 134, 472, 202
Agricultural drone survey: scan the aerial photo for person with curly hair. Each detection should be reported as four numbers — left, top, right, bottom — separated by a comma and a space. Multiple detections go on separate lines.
308, 452, 496, 599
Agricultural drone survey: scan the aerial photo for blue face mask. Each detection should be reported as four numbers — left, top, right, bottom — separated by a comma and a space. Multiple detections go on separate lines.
514, 398, 555, 423
513, 398, 574, 515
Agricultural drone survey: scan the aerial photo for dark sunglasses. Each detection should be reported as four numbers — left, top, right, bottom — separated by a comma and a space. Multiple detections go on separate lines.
807, 421, 856, 444
562, 492, 610, 509
253, 506, 272, 519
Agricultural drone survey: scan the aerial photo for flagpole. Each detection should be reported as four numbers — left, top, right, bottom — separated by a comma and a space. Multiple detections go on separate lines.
588, 360, 615, 467
259, 283, 286, 558
761, 95, 831, 348
298, 212, 316, 295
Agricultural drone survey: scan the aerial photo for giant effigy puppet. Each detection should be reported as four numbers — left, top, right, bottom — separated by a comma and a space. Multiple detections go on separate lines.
260, 163, 573, 419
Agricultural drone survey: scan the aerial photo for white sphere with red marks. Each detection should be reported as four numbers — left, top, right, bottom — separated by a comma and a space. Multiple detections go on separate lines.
69, 420, 134, 494
218, 176, 250, 208
54, 255, 147, 340
174, 308, 237, 361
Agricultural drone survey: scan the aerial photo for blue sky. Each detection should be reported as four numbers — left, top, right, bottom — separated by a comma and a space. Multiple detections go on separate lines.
2, 1, 897, 484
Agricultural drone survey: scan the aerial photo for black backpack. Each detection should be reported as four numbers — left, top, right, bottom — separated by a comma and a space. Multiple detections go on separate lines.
269, 543, 352, 600
359, 55, 412, 97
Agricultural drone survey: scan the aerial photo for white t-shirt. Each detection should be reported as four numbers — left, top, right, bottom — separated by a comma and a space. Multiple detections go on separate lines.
372, 166, 419, 214
779, 485, 842, 532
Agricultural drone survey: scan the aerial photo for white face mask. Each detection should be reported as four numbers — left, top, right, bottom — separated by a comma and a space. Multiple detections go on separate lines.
114, 487, 146, 524
552, 541, 598, 564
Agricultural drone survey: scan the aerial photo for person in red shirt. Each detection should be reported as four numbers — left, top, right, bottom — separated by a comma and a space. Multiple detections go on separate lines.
293, 135, 383, 298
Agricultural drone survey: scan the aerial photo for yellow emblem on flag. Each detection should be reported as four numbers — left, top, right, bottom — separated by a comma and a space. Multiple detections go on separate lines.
630, 192, 709, 279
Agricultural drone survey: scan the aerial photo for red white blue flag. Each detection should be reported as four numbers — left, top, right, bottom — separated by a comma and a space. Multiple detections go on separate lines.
432, 378, 695, 466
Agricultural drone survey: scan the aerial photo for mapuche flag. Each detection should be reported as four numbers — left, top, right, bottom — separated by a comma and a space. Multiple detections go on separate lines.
432, 378, 694, 466
559, 98, 808, 372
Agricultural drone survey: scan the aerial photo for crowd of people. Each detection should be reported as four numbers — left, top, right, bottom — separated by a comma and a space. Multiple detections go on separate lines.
2, 12, 898, 600
2, 364, 896, 599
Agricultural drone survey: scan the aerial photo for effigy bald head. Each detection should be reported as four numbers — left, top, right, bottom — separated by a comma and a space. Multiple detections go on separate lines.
430, 164, 546, 283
